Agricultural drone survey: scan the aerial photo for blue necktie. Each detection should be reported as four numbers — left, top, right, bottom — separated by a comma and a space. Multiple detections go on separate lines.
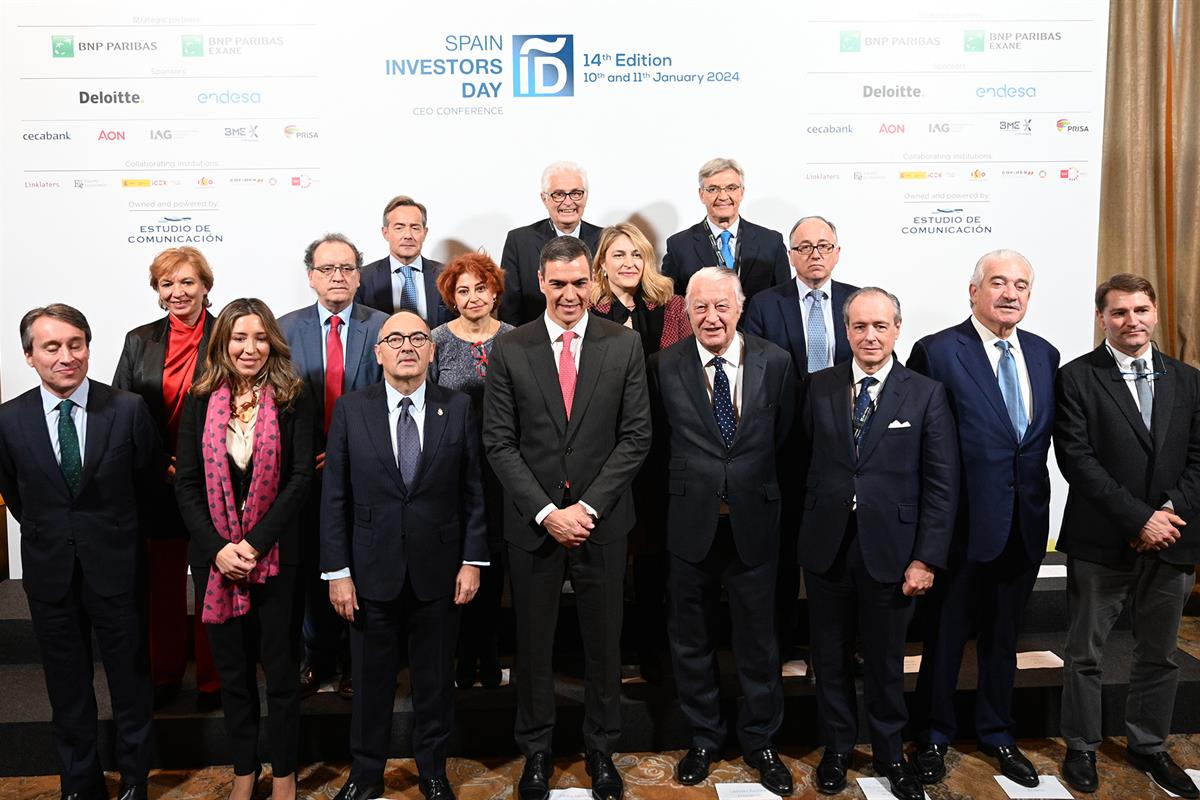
852, 376, 876, 455
396, 397, 420, 487
57, 399, 83, 495
397, 265, 420, 314
1132, 358, 1153, 431
711, 356, 736, 447
806, 289, 829, 373
718, 230, 734, 270
995, 340, 1028, 440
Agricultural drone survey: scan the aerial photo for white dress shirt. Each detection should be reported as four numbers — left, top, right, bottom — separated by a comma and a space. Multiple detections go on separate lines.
316, 302, 353, 371
849, 357, 894, 509
1105, 341, 1156, 411
970, 314, 1033, 420
797, 276, 836, 367
695, 333, 745, 416
41, 378, 89, 465
553, 222, 581, 238
389, 254, 428, 320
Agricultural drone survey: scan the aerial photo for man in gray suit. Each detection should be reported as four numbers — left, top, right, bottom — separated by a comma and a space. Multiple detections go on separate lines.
279, 232, 389, 698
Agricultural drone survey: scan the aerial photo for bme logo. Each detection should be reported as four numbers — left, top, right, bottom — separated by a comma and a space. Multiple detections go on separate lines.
512, 35, 573, 97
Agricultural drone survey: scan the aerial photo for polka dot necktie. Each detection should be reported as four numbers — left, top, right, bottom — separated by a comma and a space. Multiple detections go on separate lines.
57, 399, 83, 495
711, 355, 736, 447
397, 265, 420, 314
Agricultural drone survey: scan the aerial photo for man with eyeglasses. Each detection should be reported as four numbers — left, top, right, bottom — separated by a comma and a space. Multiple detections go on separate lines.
357, 195, 454, 325
500, 161, 603, 326
279, 233, 390, 701
321, 310, 489, 800
661, 157, 789, 303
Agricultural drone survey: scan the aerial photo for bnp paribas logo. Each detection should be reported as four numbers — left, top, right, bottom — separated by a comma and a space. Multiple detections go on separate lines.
964, 30, 986, 52
52, 35, 74, 58
181, 34, 204, 57
839, 31, 861, 52
513, 35, 573, 97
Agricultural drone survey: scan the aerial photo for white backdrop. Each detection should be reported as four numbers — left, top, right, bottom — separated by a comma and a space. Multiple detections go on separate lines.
1, 0, 1110, 575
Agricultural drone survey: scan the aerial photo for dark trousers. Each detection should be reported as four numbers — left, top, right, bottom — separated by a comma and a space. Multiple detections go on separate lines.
668, 518, 782, 753
196, 566, 300, 777
456, 553, 504, 683
27, 559, 153, 796
914, 530, 1040, 747
350, 579, 459, 782
300, 487, 349, 676
805, 521, 913, 763
146, 536, 220, 693
508, 535, 626, 757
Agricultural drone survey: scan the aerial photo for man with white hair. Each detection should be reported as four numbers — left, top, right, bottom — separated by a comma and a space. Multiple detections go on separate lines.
500, 161, 604, 325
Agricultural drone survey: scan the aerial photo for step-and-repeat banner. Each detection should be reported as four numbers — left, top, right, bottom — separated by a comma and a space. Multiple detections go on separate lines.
1, 0, 1110, 573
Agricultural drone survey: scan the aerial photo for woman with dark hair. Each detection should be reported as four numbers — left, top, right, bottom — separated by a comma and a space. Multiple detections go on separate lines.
431, 252, 514, 689
175, 298, 314, 800
112, 246, 222, 711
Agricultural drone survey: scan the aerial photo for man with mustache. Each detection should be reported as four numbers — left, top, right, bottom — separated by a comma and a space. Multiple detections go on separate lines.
355, 195, 454, 325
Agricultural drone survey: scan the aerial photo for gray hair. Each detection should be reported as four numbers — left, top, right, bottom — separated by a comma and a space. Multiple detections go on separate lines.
698, 157, 745, 185
685, 266, 746, 313
970, 248, 1034, 288
20, 303, 92, 354
538, 235, 593, 274
789, 215, 839, 240
843, 287, 902, 325
304, 232, 363, 271
541, 161, 589, 193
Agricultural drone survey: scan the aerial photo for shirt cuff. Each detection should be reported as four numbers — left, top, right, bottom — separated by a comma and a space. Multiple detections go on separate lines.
321, 568, 351, 580
462, 561, 490, 567
579, 500, 599, 519
534, 503, 556, 525
1163, 500, 1175, 511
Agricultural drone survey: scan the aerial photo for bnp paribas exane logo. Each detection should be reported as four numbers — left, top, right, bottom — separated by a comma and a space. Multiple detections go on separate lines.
52, 35, 74, 58
839, 31, 861, 52
512, 35, 573, 97
181, 35, 204, 57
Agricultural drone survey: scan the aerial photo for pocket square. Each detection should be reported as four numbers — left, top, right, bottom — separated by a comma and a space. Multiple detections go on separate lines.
887, 420, 911, 429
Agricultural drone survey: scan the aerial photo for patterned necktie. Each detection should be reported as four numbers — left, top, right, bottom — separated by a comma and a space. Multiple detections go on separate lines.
1132, 357, 1153, 431
806, 289, 829, 373
396, 396, 420, 487
57, 399, 83, 495
324, 315, 344, 435
718, 230, 735, 270
852, 376, 877, 455
995, 340, 1028, 440
397, 265, 420, 313
559, 330, 578, 419
712, 355, 737, 447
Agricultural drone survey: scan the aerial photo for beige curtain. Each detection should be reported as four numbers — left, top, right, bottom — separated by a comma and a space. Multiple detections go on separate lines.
1098, 1, 1200, 363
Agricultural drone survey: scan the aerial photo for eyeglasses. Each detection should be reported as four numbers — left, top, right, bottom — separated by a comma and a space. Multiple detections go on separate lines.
701, 184, 742, 196
790, 243, 837, 256
311, 264, 360, 276
546, 189, 586, 202
471, 342, 489, 378
378, 332, 430, 349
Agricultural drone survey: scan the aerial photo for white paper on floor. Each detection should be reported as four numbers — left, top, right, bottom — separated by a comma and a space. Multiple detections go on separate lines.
1150, 767, 1200, 797
903, 655, 922, 673
856, 777, 900, 799
548, 790, 594, 799
993, 775, 1073, 798
781, 659, 808, 677
1015, 651, 1064, 669
1038, 564, 1067, 579
714, 783, 782, 799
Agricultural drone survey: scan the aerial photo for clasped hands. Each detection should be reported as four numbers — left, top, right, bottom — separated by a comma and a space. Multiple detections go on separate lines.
1133, 508, 1186, 552
543, 502, 596, 548
214, 539, 259, 581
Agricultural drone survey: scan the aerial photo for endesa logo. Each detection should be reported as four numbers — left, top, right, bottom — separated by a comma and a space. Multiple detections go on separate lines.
197, 90, 262, 104
975, 84, 1037, 99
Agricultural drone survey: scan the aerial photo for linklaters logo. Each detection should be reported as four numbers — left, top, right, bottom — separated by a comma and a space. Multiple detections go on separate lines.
52, 35, 74, 57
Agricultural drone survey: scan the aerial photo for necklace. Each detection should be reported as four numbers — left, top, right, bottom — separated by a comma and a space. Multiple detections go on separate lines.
233, 387, 260, 423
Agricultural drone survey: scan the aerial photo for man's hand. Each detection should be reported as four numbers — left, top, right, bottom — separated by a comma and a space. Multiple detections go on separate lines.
454, 565, 481, 605
902, 559, 935, 597
329, 576, 358, 621
543, 503, 595, 548
214, 542, 255, 581
314, 452, 326, 473
1133, 509, 1186, 552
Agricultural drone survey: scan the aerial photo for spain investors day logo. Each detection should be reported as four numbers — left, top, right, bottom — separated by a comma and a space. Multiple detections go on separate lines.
513, 35, 573, 97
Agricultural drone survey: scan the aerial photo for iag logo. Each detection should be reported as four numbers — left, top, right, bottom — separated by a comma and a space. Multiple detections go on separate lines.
513, 35, 573, 97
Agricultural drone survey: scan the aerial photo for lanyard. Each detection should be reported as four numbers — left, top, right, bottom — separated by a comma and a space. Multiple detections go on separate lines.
704, 219, 742, 273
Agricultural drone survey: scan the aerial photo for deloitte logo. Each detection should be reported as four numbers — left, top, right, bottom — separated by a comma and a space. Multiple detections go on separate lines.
513, 35, 573, 97
1057, 118, 1090, 132
52, 35, 74, 57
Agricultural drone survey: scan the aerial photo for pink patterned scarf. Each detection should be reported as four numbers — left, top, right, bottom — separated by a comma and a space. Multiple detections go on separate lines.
200, 382, 283, 624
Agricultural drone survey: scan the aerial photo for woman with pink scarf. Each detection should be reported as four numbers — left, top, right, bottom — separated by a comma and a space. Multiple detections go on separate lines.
175, 298, 315, 800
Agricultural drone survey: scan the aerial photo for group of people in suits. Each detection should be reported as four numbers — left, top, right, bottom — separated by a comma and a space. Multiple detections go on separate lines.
2, 154, 1199, 800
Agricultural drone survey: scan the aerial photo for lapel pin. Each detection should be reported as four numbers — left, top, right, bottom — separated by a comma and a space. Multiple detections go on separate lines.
437, 407, 444, 416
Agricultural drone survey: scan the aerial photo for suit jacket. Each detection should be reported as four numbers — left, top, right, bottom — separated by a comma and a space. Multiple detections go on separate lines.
798, 360, 959, 583
908, 318, 1059, 563
174, 388, 315, 572
278, 301, 389, 451
1054, 344, 1200, 567
660, 218, 790, 300
499, 218, 603, 325
482, 314, 652, 551
742, 279, 858, 376
648, 334, 796, 566
320, 381, 488, 601
355, 256, 452, 325
0, 381, 161, 602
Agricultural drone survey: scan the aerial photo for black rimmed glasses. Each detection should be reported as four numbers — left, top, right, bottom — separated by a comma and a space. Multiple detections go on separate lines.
701, 184, 742, 196
547, 189, 586, 202
311, 264, 360, 276
790, 243, 837, 256
378, 332, 430, 349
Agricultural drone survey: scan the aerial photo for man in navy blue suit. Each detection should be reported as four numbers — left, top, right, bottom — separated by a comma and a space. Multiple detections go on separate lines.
279, 233, 390, 700
909, 250, 1059, 789
660, 158, 789, 301
355, 195, 453, 325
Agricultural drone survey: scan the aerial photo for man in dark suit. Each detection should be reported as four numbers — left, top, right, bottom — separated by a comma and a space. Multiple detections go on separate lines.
660, 157, 789, 302
321, 310, 488, 800
355, 195, 452, 325
909, 249, 1058, 788
1053, 274, 1200, 798
799, 288, 957, 800
483, 235, 651, 800
648, 267, 797, 796
0, 304, 161, 800
279, 233, 390, 700
500, 161, 603, 325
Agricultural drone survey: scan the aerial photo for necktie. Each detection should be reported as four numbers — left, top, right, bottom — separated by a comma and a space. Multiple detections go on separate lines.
1132, 357, 1153, 431
852, 376, 877, 455
712, 355, 736, 447
396, 397, 420, 487
559, 330, 578, 419
718, 230, 734, 270
324, 315, 344, 435
397, 265, 420, 314
57, 399, 83, 495
806, 289, 829, 373
995, 340, 1028, 440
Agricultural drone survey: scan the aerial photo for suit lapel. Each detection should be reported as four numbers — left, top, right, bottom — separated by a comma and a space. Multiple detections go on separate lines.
363, 383, 406, 494
565, 324, 608, 440
830, 282, 853, 364
680, 341, 727, 445
298, 308, 326, 414
776, 283, 809, 369
954, 325, 1017, 440
412, 384, 449, 495
1151, 348, 1175, 453
1017, 329, 1053, 441
195, 313, 216, 381
732, 348, 767, 448
1091, 348, 1153, 450
142, 317, 168, 396
825, 361, 856, 463
691, 222, 715, 267
525, 326, 567, 436
76, 383, 115, 497
857, 364, 911, 464
20, 391, 72, 498
344, 305, 372, 391
422, 261, 442, 324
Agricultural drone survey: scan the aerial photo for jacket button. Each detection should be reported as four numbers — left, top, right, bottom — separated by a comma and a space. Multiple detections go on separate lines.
557, 481, 565, 489
565, 447, 573, 455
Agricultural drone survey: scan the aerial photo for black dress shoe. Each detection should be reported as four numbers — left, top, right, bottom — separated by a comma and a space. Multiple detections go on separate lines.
1061, 749, 1097, 793
455, 658, 478, 689
419, 775, 456, 800
815, 751, 850, 794
586, 751, 624, 800
479, 657, 502, 689
196, 690, 222, 712
1128, 749, 1199, 798
117, 784, 148, 800
333, 778, 386, 800
913, 743, 947, 785
873, 760, 925, 800
518, 752, 553, 800
676, 747, 719, 786
980, 743, 1038, 788
299, 663, 321, 697
747, 747, 794, 796
337, 674, 354, 700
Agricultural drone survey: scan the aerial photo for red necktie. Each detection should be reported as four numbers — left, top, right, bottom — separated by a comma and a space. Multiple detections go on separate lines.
559, 330, 578, 419
324, 315, 345, 434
